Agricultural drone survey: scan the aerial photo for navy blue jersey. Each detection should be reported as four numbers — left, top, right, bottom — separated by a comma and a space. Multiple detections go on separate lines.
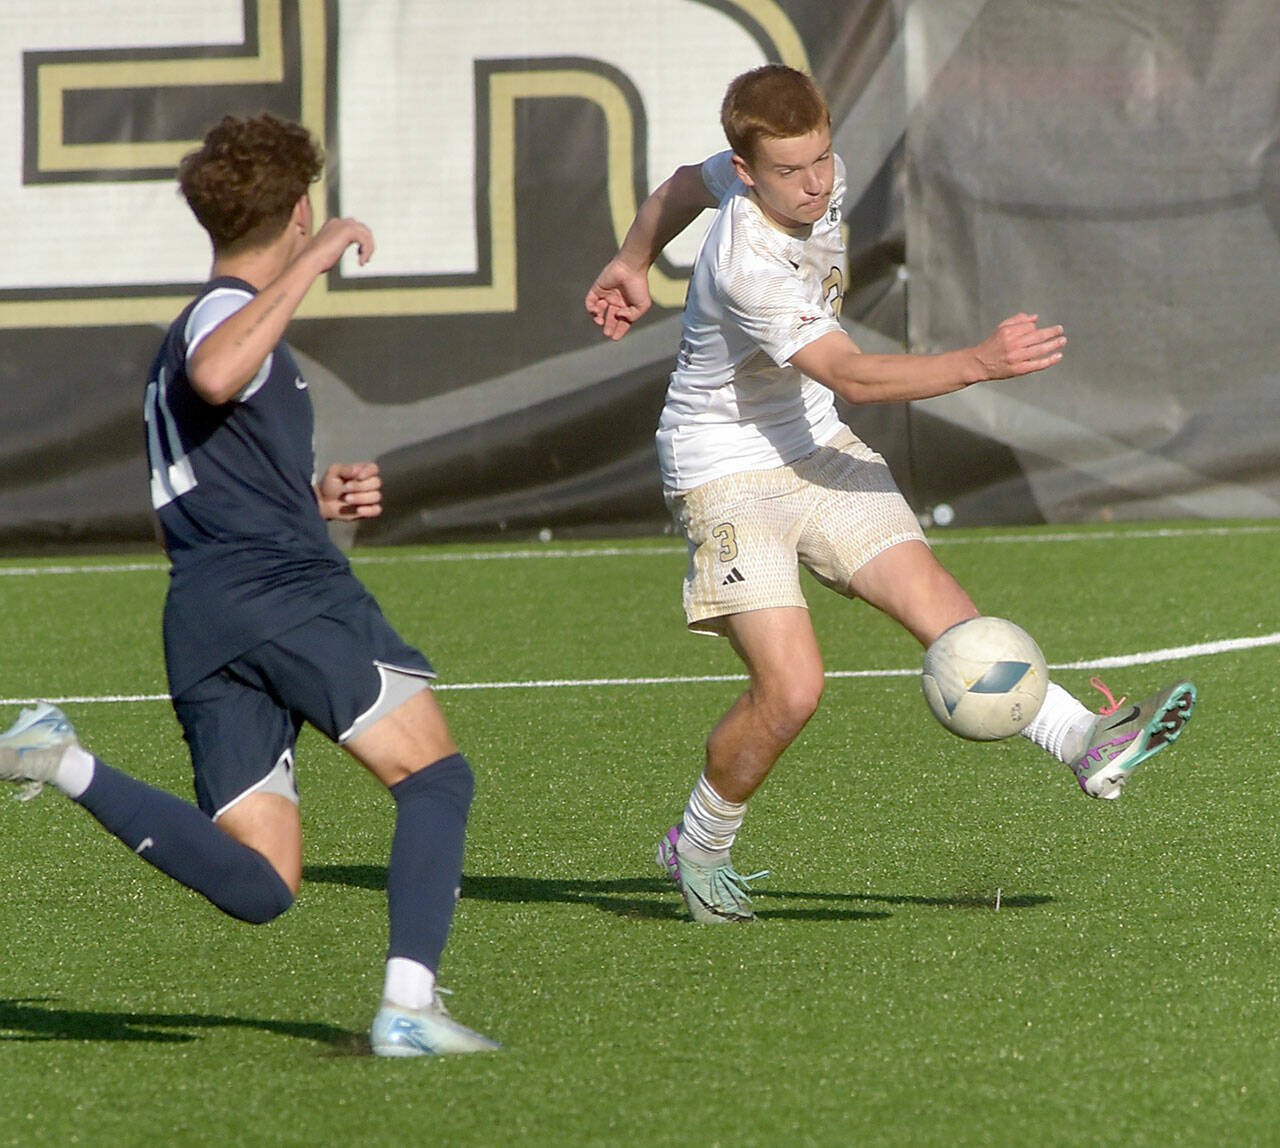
144, 276, 366, 696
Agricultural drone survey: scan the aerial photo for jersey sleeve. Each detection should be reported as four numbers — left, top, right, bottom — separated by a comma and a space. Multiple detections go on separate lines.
700, 150, 741, 204
183, 286, 272, 402
185, 287, 251, 355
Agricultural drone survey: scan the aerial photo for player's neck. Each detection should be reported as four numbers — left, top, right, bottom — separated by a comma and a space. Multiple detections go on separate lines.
210, 235, 294, 291
745, 189, 811, 238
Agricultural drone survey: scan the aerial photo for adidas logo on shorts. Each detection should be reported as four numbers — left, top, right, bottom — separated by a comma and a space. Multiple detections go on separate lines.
721, 567, 746, 586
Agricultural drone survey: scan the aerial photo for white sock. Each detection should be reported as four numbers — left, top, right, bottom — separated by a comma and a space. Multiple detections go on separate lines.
53, 744, 96, 799
382, 957, 436, 1011
679, 772, 746, 861
1019, 681, 1097, 763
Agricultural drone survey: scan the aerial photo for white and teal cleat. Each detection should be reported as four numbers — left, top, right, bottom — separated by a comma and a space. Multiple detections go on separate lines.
655, 824, 767, 924
0, 702, 79, 801
1073, 680, 1196, 799
370, 997, 499, 1057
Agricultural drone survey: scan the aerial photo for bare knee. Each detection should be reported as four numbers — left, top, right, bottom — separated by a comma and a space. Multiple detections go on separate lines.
757, 670, 824, 742
851, 542, 979, 647
216, 793, 302, 895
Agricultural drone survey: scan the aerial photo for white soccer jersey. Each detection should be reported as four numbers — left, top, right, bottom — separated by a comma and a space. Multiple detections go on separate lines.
656, 150, 848, 491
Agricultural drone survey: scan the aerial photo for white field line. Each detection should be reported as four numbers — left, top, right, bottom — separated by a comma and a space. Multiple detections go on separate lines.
3, 631, 1276, 709
0, 521, 1277, 577
2, 525, 1274, 705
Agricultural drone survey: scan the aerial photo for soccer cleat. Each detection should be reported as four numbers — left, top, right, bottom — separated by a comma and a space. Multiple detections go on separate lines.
369, 997, 500, 1057
1073, 680, 1196, 799
655, 824, 767, 924
0, 703, 79, 801
656, 823, 683, 885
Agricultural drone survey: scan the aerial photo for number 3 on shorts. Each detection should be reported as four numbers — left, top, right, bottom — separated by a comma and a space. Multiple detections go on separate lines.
712, 522, 738, 562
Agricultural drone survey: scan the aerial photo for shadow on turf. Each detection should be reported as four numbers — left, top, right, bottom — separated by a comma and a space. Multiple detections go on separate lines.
0, 997, 368, 1053
305, 865, 1052, 922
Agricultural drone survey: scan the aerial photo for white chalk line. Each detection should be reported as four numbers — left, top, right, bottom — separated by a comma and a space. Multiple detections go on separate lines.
2, 525, 1273, 705
0, 521, 1276, 578
3, 630, 1276, 709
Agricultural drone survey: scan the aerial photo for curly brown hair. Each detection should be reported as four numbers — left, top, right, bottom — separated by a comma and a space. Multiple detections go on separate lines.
178, 113, 323, 255
720, 65, 830, 164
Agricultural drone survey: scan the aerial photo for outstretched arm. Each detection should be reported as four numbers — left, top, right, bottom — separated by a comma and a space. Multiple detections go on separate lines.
585, 163, 717, 340
188, 217, 375, 404
789, 312, 1066, 404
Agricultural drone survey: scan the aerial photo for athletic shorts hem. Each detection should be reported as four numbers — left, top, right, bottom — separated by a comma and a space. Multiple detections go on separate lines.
338, 662, 435, 743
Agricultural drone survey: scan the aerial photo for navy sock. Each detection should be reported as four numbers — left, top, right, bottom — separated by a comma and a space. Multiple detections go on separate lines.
76, 758, 294, 924
386, 753, 474, 972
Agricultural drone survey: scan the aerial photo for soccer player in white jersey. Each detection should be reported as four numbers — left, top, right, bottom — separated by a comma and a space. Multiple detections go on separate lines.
586, 65, 1195, 924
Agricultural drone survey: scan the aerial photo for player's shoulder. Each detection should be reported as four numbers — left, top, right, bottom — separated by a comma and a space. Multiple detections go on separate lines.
189, 276, 255, 319
700, 150, 739, 201
830, 152, 848, 209
182, 277, 256, 349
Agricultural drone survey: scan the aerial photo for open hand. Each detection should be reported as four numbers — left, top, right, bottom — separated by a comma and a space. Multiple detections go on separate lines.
975, 313, 1066, 380
585, 258, 652, 340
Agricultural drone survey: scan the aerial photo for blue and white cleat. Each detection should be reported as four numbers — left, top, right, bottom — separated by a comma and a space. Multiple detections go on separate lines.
0, 703, 79, 801
1073, 680, 1196, 799
370, 997, 499, 1057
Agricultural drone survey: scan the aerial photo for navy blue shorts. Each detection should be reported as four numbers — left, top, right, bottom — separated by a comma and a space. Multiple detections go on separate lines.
172, 593, 434, 819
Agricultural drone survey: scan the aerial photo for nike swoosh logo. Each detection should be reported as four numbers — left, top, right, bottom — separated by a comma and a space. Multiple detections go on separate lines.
1102, 705, 1140, 731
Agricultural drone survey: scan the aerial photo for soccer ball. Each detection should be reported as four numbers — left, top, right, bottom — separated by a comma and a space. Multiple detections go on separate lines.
921, 616, 1048, 741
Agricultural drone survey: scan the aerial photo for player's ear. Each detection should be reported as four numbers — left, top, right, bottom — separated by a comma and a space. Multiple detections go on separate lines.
290, 194, 313, 235
731, 151, 756, 188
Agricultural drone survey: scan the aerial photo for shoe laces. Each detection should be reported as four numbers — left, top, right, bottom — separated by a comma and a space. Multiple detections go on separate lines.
1089, 676, 1127, 715
712, 864, 769, 899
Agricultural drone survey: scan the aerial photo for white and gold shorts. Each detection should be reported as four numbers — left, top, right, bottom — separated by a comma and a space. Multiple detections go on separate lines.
667, 427, 926, 634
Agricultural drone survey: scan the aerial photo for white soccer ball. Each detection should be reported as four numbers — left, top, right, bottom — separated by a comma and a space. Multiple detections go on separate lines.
921, 616, 1048, 741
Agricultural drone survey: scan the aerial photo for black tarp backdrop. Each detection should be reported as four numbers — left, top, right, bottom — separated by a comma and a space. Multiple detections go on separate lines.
1, 1, 1276, 550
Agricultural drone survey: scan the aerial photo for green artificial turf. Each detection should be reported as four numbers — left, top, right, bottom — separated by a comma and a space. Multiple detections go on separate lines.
0, 522, 1277, 1146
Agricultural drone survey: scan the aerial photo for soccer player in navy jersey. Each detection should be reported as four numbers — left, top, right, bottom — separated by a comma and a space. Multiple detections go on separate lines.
0, 113, 495, 1056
